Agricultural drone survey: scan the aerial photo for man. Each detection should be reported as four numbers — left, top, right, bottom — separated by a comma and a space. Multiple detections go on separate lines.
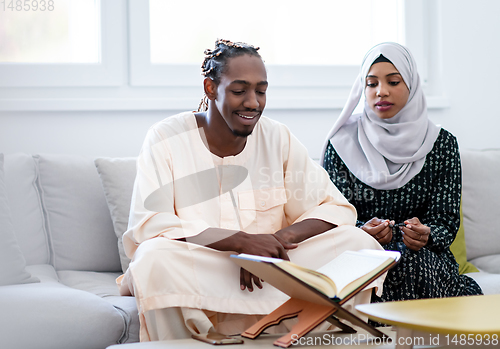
118, 39, 384, 341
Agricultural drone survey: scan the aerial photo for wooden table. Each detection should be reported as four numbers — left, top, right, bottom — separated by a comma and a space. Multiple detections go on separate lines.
356, 294, 500, 348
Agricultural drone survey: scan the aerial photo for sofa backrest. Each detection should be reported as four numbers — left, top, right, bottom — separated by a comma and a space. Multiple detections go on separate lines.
5, 149, 498, 272
461, 149, 500, 261
3, 153, 121, 272
4, 153, 49, 266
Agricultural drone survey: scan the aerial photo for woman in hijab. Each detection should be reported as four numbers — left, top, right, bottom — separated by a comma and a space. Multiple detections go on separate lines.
321, 42, 482, 302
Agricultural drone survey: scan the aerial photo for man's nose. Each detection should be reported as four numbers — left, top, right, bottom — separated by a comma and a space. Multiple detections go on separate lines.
243, 91, 259, 109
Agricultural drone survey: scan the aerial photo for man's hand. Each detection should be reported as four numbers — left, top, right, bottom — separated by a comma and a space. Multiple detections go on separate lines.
239, 219, 337, 291
361, 217, 394, 245
235, 233, 298, 292
400, 217, 430, 251
190, 219, 334, 292
201, 231, 296, 292
274, 219, 336, 245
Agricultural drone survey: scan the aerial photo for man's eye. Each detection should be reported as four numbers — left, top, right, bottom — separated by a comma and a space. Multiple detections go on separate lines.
257, 90, 266, 95
232, 90, 244, 95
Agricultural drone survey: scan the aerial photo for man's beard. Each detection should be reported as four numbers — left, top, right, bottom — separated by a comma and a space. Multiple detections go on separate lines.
231, 129, 253, 138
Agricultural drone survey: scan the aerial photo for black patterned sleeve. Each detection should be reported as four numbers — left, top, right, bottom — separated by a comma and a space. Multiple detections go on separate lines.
421, 131, 461, 252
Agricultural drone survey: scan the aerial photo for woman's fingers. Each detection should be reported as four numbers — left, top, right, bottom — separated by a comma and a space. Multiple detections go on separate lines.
401, 225, 429, 251
362, 218, 389, 237
377, 229, 393, 245
362, 218, 395, 244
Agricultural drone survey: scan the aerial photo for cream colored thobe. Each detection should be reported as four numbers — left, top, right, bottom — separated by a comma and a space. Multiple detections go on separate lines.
119, 112, 384, 341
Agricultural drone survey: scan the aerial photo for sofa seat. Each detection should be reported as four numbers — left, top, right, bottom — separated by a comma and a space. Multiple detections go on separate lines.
57, 269, 140, 344
467, 270, 500, 295
1, 264, 132, 349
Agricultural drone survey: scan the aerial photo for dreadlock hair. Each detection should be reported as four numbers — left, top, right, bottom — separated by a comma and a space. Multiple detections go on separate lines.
198, 39, 261, 112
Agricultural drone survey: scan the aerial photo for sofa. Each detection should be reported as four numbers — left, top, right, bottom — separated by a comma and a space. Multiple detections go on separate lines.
0, 153, 139, 349
1, 149, 499, 349
458, 149, 500, 293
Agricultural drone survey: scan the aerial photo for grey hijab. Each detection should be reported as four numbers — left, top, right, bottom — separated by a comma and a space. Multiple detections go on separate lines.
321, 42, 441, 190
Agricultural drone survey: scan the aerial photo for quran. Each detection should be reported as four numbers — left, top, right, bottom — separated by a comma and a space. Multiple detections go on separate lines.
231, 249, 399, 347
232, 249, 400, 301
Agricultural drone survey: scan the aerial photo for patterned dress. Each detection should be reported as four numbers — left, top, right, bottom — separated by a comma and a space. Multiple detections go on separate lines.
323, 129, 482, 302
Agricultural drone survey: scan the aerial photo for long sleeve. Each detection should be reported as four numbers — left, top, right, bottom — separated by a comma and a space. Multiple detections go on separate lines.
124, 114, 359, 260
123, 123, 211, 259
323, 130, 482, 301
420, 133, 461, 252
281, 127, 357, 228
323, 130, 462, 252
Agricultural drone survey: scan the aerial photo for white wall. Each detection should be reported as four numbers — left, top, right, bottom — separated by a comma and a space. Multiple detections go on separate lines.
1, 0, 499, 159
437, 0, 500, 151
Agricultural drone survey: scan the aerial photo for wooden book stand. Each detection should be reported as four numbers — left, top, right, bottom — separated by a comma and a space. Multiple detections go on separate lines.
241, 297, 386, 347
232, 253, 397, 347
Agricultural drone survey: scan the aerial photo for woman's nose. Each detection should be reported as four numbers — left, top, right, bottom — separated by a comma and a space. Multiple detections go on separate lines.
376, 84, 389, 97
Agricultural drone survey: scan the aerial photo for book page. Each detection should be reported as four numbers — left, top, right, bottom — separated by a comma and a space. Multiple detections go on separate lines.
316, 250, 391, 296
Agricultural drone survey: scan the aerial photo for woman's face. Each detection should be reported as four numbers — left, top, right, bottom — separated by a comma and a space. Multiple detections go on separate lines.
365, 62, 410, 119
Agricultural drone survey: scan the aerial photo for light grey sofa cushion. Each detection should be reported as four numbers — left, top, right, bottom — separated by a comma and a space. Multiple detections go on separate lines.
466, 270, 500, 295
461, 149, 500, 261
58, 270, 140, 343
0, 154, 39, 286
58, 270, 121, 297
34, 154, 121, 272
26, 264, 60, 283
469, 255, 500, 274
95, 157, 137, 272
106, 295, 141, 343
4, 153, 49, 265
0, 282, 126, 349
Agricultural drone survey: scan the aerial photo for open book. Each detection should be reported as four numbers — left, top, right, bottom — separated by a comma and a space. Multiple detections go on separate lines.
231, 249, 400, 301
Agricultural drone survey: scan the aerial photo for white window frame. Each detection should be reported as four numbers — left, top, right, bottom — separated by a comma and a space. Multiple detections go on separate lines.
0, 0, 447, 111
129, 0, 359, 88
0, 0, 124, 87
128, 0, 446, 109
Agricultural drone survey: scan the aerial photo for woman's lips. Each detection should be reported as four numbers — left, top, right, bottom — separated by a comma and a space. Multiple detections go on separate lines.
375, 102, 393, 112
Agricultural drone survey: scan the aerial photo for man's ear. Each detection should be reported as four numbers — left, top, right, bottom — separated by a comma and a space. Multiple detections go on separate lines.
204, 78, 217, 100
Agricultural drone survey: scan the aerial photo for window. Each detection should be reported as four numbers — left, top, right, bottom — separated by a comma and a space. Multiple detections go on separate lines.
0, 0, 445, 111
0, 0, 100, 63
0, 0, 123, 87
131, 0, 405, 89
149, 0, 404, 66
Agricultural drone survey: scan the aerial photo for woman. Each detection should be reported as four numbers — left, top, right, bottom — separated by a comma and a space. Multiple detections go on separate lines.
321, 42, 482, 302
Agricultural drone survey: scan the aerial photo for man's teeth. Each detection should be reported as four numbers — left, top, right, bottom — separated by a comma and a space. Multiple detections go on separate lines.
238, 114, 256, 119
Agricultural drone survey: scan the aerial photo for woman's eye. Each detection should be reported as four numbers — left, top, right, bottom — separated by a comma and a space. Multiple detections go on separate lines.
366, 82, 377, 88
389, 81, 400, 86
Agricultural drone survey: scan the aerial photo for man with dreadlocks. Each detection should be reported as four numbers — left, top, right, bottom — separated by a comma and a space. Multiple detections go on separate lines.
118, 39, 384, 341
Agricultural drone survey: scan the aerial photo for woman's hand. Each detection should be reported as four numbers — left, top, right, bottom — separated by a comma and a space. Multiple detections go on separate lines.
400, 217, 430, 251
361, 217, 394, 245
